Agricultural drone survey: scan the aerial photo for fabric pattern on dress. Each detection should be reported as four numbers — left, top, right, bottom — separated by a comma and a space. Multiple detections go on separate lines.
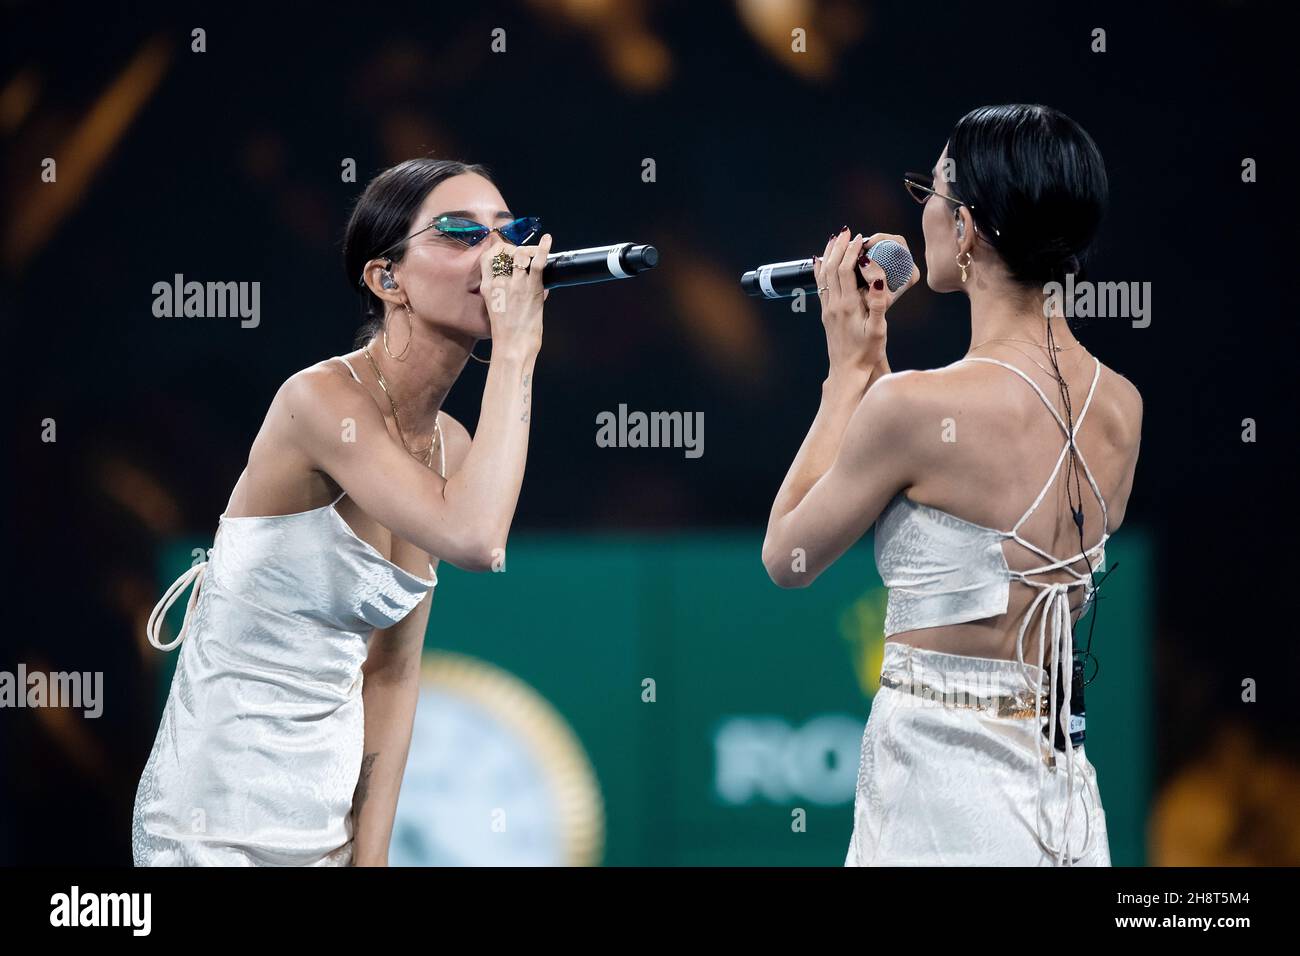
845, 643, 1110, 866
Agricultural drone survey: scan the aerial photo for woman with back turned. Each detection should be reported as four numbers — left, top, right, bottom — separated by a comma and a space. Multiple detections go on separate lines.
132, 158, 551, 865
763, 105, 1143, 865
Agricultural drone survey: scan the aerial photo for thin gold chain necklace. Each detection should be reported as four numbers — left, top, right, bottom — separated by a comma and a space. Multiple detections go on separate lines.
968, 341, 1065, 382
970, 336, 1074, 353
363, 346, 438, 469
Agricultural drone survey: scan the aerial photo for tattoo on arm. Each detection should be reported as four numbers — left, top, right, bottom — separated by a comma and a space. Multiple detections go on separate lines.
520, 373, 531, 423
354, 752, 378, 812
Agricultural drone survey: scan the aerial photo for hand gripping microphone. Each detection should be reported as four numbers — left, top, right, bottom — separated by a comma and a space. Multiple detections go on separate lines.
740, 239, 914, 298
541, 242, 659, 290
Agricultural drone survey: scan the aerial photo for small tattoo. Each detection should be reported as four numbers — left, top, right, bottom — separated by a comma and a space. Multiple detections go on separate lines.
354, 752, 378, 809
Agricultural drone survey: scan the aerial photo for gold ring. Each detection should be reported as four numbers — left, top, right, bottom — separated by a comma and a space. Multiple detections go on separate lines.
491, 250, 514, 277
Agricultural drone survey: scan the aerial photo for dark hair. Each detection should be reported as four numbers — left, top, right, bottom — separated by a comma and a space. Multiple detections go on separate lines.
946, 104, 1107, 286
343, 157, 494, 347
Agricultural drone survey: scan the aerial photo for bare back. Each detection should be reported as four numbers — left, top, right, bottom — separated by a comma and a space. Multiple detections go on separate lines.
890, 346, 1143, 663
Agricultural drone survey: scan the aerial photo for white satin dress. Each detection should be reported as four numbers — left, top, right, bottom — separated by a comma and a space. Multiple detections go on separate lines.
132, 356, 444, 866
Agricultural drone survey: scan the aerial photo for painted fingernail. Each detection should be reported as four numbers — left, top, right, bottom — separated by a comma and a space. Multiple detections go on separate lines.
873, 279, 885, 291
857, 252, 869, 269
840, 225, 849, 233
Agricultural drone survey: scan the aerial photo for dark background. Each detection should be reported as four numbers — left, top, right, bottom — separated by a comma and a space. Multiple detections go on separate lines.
2, 0, 1296, 865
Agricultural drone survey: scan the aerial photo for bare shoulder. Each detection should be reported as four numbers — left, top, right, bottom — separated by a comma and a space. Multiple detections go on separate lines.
868, 364, 975, 418
436, 411, 473, 474
1094, 360, 1143, 453
1104, 362, 1143, 420
273, 356, 384, 445
838, 368, 941, 460
854, 368, 934, 421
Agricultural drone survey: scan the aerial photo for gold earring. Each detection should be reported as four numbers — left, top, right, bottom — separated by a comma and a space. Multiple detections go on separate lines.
384, 303, 414, 360
956, 251, 973, 283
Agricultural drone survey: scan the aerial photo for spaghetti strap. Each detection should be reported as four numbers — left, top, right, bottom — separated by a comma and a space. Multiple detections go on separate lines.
435, 415, 446, 479
333, 354, 444, 483
332, 355, 363, 385
961, 355, 1103, 439
959, 355, 1109, 532
959, 354, 1111, 864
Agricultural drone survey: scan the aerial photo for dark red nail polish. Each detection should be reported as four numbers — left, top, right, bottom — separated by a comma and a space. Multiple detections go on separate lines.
873, 279, 885, 291
840, 225, 849, 233
857, 252, 869, 269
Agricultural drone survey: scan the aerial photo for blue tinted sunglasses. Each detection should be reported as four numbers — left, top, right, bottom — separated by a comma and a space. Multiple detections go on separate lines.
375, 215, 542, 262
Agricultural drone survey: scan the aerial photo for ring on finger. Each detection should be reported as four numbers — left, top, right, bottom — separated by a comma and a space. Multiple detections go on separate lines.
491, 250, 514, 277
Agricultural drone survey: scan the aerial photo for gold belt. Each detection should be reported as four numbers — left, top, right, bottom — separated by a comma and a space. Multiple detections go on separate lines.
878, 672, 1051, 720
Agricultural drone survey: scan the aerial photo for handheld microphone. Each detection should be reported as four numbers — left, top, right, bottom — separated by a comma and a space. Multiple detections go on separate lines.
741, 239, 914, 299
541, 242, 659, 289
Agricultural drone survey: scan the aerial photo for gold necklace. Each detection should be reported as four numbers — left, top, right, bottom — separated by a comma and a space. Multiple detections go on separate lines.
968, 341, 1063, 382
970, 336, 1074, 353
362, 346, 438, 469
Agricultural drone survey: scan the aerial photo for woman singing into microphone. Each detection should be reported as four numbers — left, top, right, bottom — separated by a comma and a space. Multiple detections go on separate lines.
132, 158, 551, 865
763, 105, 1143, 865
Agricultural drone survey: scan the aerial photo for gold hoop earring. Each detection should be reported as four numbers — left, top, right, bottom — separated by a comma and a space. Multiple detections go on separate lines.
956, 251, 973, 283
384, 303, 414, 360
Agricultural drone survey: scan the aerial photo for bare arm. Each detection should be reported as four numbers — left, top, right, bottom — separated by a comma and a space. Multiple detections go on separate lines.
284, 237, 551, 572
763, 373, 917, 586
762, 229, 919, 586
345, 415, 473, 866
349, 591, 431, 866
1104, 377, 1144, 531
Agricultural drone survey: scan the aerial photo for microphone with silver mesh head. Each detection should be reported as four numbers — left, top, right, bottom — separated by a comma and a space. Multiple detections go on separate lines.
740, 239, 914, 299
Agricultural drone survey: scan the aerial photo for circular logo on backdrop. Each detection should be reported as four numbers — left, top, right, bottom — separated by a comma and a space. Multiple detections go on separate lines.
390, 651, 604, 866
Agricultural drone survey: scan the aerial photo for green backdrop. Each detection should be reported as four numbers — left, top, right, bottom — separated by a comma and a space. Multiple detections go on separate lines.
156, 529, 1151, 865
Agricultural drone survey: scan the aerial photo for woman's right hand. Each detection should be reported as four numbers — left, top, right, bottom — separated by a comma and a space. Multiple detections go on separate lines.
480, 233, 552, 361
815, 229, 917, 379
815, 228, 884, 378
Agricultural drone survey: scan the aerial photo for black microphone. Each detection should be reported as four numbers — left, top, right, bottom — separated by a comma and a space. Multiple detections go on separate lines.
541, 242, 659, 289
740, 239, 914, 298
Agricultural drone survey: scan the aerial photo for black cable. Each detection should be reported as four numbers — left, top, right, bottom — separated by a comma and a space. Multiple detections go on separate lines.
1043, 312, 1113, 688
